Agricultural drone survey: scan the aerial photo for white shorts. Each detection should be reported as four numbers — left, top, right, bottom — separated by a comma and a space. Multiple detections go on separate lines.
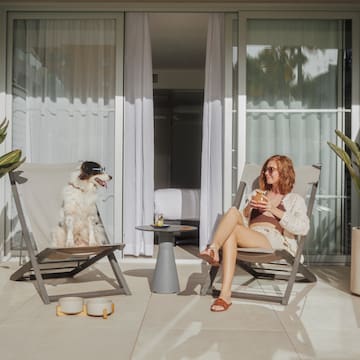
251, 225, 285, 249
251, 225, 299, 257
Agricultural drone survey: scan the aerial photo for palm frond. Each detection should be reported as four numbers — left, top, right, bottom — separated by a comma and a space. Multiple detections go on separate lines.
328, 131, 360, 196
0, 119, 9, 144
0, 120, 26, 178
335, 130, 360, 168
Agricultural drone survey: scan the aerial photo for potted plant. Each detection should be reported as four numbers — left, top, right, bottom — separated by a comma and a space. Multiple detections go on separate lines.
328, 129, 360, 295
0, 119, 25, 178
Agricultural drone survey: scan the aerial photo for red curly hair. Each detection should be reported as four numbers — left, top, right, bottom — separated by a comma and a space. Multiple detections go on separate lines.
259, 155, 295, 194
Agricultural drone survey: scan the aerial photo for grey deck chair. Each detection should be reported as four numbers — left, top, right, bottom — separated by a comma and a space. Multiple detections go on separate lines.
9, 163, 131, 304
200, 163, 321, 305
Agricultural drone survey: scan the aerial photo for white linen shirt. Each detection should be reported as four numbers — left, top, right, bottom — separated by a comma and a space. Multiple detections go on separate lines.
244, 191, 310, 255
279, 192, 310, 238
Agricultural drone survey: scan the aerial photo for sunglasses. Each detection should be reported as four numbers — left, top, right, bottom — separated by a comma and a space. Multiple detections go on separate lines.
93, 167, 106, 173
264, 166, 278, 175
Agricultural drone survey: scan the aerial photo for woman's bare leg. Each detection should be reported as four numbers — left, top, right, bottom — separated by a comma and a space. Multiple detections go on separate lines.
211, 225, 271, 310
217, 232, 237, 302
200, 207, 243, 265
210, 207, 244, 250
210, 232, 237, 311
235, 225, 272, 249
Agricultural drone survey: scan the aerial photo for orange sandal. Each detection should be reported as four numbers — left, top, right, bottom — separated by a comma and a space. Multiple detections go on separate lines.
210, 298, 232, 312
199, 245, 220, 267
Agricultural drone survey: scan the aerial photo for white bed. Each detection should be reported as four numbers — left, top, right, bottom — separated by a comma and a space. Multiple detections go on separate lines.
154, 188, 200, 221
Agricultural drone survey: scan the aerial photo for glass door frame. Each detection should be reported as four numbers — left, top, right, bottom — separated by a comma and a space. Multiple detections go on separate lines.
4, 12, 124, 255
223, 12, 239, 211
0, 8, 7, 259
235, 11, 360, 264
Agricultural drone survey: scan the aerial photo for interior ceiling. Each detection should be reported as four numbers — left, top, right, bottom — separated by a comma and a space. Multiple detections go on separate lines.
149, 13, 208, 70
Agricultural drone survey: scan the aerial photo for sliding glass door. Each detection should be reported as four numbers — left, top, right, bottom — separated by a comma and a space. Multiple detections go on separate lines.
245, 18, 352, 262
8, 13, 124, 249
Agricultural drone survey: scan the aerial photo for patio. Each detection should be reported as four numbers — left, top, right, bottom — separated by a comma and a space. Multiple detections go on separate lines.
0, 245, 359, 360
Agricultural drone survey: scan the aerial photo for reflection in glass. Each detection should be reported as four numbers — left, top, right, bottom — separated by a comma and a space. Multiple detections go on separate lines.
246, 19, 352, 260
11, 19, 117, 248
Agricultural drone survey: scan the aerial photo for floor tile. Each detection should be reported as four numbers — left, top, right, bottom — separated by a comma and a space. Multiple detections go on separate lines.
0, 250, 358, 360
132, 328, 300, 360
287, 328, 360, 360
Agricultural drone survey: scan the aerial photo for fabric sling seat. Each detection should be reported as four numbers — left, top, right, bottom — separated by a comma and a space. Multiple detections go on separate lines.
200, 163, 320, 305
8, 163, 131, 304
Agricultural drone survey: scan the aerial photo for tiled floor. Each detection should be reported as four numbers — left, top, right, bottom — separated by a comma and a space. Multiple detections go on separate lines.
0, 246, 359, 360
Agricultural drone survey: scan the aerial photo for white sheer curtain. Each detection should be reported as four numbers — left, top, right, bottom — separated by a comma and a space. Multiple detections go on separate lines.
199, 14, 224, 251
12, 19, 116, 239
123, 13, 154, 256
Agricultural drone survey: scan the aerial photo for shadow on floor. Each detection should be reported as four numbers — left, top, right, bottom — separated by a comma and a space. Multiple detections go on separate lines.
178, 263, 210, 296
124, 264, 209, 296
312, 265, 350, 293
124, 268, 153, 290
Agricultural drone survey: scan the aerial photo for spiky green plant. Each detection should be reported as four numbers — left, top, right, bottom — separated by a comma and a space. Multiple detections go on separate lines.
0, 119, 25, 178
327, 129, 360, 196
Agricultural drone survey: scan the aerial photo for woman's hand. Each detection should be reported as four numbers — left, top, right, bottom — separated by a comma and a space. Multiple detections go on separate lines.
250, 195, 272, 213
253, 195, 285, 219
243, 201, 252, 217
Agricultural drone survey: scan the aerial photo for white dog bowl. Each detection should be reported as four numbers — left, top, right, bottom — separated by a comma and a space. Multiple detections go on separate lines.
58, 297, 84, 314
86, 298, 113, 317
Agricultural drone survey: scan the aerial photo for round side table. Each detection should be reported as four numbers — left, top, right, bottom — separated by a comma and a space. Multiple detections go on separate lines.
135, 224, 197, 293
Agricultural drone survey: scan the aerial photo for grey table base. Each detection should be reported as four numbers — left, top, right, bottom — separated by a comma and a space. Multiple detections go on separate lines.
135, 225, 197, 294
152, 233, 180, 293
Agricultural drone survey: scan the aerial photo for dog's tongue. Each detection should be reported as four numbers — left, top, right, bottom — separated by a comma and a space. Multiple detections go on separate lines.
95, 178, 107, 188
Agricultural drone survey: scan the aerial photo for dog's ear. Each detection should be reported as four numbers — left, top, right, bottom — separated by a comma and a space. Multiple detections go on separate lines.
79, 172, 89, 180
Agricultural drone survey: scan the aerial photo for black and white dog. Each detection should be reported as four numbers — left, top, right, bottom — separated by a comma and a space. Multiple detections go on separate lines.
52, 161, 112, 248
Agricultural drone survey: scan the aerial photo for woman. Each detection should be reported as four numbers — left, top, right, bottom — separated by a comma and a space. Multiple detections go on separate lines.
199, 155, 309, 312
